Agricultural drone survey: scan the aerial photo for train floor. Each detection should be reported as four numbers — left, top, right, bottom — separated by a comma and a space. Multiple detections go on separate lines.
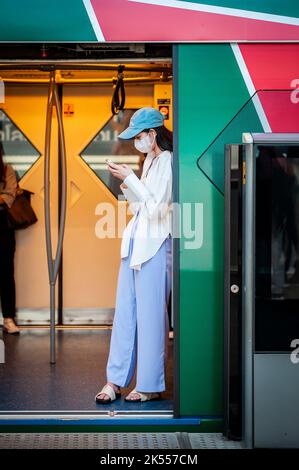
0, 328, 173, 412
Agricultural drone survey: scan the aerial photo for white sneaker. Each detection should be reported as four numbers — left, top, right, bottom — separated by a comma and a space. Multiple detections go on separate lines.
3, 318, 20, 334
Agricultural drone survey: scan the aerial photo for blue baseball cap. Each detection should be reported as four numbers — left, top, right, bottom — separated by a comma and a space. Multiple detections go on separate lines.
118, 107, 166, 139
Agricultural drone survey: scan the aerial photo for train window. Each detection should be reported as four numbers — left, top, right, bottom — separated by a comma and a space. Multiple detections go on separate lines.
79, 109, 145, 199
0, 109, 41, 180
255, 144, 299, 352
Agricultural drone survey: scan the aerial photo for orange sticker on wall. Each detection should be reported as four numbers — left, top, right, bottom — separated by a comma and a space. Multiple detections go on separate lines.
159, 105, 169, 120
64, 103, 74, 117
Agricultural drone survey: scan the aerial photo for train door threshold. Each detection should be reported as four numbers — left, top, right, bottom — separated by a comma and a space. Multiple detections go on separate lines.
0, 412, 201, 427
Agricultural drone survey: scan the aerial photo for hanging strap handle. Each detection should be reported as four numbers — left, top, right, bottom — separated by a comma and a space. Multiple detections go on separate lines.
111, 65, 126, 115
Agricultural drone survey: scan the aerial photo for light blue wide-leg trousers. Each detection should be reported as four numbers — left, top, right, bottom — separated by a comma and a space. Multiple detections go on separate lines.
106, 213, 172, 392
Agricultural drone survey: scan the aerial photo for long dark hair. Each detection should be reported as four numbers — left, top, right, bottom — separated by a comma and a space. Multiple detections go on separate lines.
0, 141, 5, 183
143, 125, 173, 152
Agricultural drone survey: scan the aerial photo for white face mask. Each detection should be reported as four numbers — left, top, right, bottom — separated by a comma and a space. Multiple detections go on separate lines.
134, 132, 155, 153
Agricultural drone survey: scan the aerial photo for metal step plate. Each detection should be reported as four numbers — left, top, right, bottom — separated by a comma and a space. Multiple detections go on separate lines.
0, 432, 181, 449
0, 432, 243, 449
188, 433, 243, 449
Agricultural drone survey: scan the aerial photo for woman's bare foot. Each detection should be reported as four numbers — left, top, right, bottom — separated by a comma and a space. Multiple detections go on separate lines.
125, 390, 144, 401
3, 318, 20, 334
124, 389, 161, 401
97, 382, 120, 400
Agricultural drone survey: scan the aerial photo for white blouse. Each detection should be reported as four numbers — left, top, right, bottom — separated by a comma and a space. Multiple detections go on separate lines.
119, 149, 173, 270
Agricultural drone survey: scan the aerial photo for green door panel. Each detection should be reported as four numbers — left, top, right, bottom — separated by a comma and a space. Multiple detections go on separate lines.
176, 44, 262, 417
198, 98, 263, 193
0, 0, 96, 41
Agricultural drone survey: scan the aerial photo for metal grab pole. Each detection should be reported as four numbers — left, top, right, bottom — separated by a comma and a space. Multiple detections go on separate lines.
44, 70, 67, 364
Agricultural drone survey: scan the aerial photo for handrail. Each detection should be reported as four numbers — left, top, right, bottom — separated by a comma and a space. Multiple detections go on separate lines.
0, 64, 172, 73
44, 70, 67, 364
1, 76, 172, 85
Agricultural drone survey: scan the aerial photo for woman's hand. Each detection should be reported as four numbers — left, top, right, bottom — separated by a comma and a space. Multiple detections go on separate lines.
107, 162, 133, 181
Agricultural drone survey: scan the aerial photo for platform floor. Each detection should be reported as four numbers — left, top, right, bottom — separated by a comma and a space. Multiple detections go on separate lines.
0, 432, 243, 449
0, 328, 173, 412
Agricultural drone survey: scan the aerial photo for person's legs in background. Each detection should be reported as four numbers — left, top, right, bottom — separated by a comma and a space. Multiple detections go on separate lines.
0, 211, 19, 334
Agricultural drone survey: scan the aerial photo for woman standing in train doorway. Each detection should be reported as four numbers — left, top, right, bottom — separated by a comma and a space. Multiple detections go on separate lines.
95, 107, 173, 403
0, 142, 20, 334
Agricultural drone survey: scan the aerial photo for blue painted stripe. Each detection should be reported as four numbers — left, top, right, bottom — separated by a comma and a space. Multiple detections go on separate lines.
0, 417, 201, 426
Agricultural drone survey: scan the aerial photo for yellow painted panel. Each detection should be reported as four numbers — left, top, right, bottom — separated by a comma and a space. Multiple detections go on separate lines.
1, 85, 59, 312
62, 84, 154, 309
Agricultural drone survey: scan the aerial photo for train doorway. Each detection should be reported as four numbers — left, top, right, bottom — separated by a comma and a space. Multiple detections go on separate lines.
224, 133, 299, 447
0, 59, 176, 419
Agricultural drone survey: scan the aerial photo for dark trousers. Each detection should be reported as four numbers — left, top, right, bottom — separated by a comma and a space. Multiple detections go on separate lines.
167, 290, 173, 332
0, 209, 16, 319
